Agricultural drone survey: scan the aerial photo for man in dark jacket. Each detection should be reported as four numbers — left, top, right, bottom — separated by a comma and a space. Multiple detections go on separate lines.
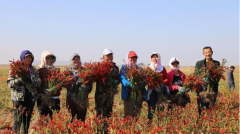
195, 46, 220, 115
95, 48, 120, 133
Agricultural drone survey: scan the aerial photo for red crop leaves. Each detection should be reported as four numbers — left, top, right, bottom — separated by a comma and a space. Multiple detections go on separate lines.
204, 60, 226, 82
196, 59, 227, 85
124, 65, 145, 87
44, 69, 75, 93
9, 59, 29, 77
78, 61, 114, 85
144, 67, 162, 90
182, 73, 205, 92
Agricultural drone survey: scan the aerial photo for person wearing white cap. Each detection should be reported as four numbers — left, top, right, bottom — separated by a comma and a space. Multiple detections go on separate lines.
147, 52, 169, 122
167, 57, 190, 109
66, 53, 92, 122
95, 48, 120, 132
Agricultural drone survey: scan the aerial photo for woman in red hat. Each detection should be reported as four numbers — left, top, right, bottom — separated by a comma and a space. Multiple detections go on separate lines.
120, 51, 147, 118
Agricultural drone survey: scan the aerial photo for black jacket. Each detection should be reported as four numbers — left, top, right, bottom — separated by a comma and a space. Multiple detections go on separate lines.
195, 58, 220, 92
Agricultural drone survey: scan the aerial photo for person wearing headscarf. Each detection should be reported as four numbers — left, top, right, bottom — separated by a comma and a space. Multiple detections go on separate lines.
120, 51, 147, 118
7, 50, 41, 134
37, 51, 60, 118
167, 57, 191, 109
66, 53, 92, 122
95, 48, 120, 133
147, 52, 169, 122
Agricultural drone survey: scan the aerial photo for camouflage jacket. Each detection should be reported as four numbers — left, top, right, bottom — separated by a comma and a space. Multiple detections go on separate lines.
7, 66, 41, 101
96, 62, 120, 94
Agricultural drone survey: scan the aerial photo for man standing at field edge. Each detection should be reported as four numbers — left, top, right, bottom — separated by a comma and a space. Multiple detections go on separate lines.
195, 46, 220, 115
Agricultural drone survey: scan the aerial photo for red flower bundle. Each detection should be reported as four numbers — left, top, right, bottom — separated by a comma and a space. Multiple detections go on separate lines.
123, 65, 145, 91
78, 61, 114, 85
9, 59, 29, 77
9, 59, 36, 93
123, 65, 145, 115
203, 59, 226, 83
44, 69, 75, 93
144, 67, 163, 90
182, 73, 205, 92
197, 59, 226, 104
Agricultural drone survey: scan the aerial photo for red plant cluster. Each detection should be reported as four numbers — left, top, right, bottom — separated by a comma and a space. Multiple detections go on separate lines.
144, 67, 163, 90
9, 59, 29, 77
123, 65, 145, 90
202, 60, 226, 83
78, 61, 114, 85
182, 73, 205, 92
44, 69, 75, 93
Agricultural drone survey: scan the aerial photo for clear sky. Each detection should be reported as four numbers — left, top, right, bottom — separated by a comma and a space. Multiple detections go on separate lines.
0, 0, 239, 66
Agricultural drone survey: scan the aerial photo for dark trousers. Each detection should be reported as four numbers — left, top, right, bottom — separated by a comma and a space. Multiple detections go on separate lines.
228, 83, 235, 91
147, 90, 164, 120
197, 92, 217, 115
95, 92, 114, 134
95, 93, 113, 118
37, 97, 60, 118
66, 98, 87, 122
12, 95, 35, 134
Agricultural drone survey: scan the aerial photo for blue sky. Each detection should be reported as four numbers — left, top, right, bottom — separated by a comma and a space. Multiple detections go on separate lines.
0, 0, 239, 66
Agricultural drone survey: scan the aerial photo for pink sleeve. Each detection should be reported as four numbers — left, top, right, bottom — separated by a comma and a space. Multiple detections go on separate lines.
168, 84, 179, 91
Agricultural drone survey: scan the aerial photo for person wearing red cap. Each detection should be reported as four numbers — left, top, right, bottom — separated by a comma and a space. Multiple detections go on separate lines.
120, 51, 147, 118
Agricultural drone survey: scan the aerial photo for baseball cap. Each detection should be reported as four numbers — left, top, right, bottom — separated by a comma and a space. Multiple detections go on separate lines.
103, 48, 114, 56
128, 51, 138, 58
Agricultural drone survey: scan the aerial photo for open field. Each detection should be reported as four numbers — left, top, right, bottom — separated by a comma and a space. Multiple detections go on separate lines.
0, 65, 239, 133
